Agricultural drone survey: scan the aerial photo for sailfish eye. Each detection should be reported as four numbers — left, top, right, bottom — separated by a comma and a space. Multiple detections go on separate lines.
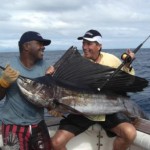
32, 81, 38, 87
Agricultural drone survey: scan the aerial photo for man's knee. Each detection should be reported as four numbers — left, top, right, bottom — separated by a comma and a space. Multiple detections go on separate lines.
111, 122, 136, 142
51, 130, 74, 150
123, 124, 136, 142
51, 137, 61, 149
51, 137, 68, 150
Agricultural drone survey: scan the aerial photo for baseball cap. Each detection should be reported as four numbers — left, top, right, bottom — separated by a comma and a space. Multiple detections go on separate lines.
77, 29, 102, 44
18, 31, 51, 46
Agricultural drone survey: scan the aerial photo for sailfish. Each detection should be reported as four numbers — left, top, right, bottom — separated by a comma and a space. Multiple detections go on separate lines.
16, 46, 148, 119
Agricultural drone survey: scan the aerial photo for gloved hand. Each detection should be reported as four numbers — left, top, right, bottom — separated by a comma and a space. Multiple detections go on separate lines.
0, 64, 20, 88
48, 109, 63, 117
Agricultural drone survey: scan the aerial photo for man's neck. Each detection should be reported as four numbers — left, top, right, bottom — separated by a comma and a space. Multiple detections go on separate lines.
19, 54, 36, 69
93, 53, 101, 63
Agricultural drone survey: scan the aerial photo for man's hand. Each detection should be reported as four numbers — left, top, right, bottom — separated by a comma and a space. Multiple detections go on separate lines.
126, 49, 135, 60
45, 66, 55, 75
121, 49, 135, 63
0, 64, 20, 88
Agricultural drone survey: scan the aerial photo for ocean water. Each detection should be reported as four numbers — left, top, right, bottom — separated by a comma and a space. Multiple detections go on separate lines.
0, 48, 150, 117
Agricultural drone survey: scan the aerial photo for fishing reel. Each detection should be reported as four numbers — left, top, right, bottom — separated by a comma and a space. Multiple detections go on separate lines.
121, 53, 132, 63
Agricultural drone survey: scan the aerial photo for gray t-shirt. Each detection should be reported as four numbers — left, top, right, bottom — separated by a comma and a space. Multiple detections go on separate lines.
0, 56, 49, 125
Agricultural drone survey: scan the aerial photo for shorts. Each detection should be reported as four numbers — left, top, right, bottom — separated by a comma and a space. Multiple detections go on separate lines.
2, 120, 51, 150
59, 112, 131, 137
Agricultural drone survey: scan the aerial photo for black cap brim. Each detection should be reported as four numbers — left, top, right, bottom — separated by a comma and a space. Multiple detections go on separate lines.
39, 39, 51, 46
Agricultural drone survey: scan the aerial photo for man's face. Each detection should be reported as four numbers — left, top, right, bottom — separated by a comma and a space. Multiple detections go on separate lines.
26, 40, 45, 60
82, 40, 101, 60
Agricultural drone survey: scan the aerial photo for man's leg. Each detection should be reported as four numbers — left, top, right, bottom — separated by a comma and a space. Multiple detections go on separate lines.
51, 130, 75, 150
110, 122, 136, 150
100, 113, 136, 150
51, 114, 95, 150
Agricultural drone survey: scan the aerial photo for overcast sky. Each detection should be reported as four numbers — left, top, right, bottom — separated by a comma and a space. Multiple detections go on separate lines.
0, 0, 150, 52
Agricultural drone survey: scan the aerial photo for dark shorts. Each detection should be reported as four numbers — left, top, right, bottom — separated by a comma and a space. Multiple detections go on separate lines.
59, 112, 131, 137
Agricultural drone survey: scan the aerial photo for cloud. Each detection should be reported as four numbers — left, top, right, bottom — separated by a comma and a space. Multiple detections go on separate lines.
0, 0, 150, 52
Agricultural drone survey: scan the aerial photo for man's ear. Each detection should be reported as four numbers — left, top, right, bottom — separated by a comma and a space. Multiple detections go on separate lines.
97, 43, 102, 52
23, 42, 30, 52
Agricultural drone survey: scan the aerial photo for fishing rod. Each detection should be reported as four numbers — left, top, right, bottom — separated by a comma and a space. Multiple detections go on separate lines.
0, 66, 7, 71
98, 35, 150, 91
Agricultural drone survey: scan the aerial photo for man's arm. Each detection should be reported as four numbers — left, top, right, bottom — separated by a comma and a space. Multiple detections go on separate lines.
122, 49, 135, 75
0, 65, 20, 100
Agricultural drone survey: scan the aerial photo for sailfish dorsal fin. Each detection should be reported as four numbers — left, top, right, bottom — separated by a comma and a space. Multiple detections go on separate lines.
53, 46, 148, 93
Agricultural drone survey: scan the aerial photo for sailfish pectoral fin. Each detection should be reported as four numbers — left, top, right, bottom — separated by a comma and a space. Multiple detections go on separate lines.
52, 99, 92, 119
